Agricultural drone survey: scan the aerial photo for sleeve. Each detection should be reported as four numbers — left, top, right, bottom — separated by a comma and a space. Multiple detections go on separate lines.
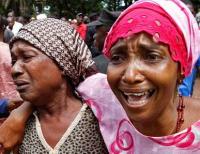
0, 99, 9, 117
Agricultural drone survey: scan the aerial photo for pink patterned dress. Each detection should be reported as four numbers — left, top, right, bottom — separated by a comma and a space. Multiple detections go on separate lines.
0, 42, 19, 99
77, 73, 200, 154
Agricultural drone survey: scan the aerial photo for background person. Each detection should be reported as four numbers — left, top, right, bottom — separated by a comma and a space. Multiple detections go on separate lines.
76, 13, 87, 40
7, 10, 23, 36
88, 9, 120, 73
0, 15, 13, 43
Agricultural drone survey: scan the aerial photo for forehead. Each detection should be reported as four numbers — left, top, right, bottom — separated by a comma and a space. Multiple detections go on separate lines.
8, 12, 14, 17
110, 33, 171, 56
11, 40, 41, 54
112, 33, 158, 49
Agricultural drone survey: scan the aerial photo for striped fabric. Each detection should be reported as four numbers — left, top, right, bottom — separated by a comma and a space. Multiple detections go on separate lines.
10, 18, 94, 85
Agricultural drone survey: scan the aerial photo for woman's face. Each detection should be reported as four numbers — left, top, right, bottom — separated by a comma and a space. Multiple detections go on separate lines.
11, 40, 64, 105
107, 33, 179, 123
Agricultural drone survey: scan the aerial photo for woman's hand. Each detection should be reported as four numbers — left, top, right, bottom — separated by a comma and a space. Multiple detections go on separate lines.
0, 112, 25, 153
0, 102, 33, 152
7, 98, 23, 112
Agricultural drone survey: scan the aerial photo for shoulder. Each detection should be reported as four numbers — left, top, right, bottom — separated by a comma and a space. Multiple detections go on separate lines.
14, 21, 23, 27
184, 97, 200, 127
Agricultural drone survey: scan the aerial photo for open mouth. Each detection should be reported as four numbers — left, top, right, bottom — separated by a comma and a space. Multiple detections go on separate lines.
122, 89, 155, 107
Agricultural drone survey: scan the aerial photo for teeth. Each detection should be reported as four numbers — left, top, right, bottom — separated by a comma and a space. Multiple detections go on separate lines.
123, 89, 155, 106
124, 91, 150, 97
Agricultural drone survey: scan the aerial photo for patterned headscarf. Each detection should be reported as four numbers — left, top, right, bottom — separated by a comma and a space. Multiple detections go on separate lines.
104, 0, 200, 76
10, 18, 94, 85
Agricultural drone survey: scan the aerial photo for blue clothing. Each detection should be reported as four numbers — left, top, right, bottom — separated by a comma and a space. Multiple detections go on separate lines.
0, 99, 9, 117
179, 57, 200, 96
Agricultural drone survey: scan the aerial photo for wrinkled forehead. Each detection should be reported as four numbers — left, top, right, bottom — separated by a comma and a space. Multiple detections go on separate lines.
111, 33, 168, 52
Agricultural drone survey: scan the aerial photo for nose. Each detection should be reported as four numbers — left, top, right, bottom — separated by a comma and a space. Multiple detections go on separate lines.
11, 60, 24, 79
122, 60, 145, 84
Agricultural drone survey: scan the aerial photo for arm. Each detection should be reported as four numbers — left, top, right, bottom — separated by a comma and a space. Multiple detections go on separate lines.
0, 101, 33, 151
0, 98, 23, 118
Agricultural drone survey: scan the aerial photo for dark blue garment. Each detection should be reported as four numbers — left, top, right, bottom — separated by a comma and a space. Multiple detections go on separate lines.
0, 99, 9, 117
179, 57, 200, 96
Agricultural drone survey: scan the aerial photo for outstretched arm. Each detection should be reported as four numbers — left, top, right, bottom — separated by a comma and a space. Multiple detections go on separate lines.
0, 101, 33, 152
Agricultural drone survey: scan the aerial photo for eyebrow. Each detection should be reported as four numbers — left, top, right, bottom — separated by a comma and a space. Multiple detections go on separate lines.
110, 40, 126, 53
137, 41, 165, 53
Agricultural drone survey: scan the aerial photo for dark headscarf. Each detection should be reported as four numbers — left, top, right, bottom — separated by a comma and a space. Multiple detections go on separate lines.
10, 18, 95, 85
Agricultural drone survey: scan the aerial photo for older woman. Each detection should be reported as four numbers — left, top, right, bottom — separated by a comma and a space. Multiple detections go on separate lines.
77, 0, 200, 153
1, 18, 108, 153
1, 0, 200, 153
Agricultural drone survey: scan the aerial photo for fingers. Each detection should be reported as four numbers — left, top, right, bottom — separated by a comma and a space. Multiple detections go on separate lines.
7, 99, 24, 112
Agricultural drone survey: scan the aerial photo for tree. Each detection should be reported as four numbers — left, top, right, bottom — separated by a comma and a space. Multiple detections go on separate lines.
0, 0, 35, 16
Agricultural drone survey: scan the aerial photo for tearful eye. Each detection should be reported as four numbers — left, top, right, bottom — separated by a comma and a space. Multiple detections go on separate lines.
144, 53, 162, 62
23, 55, 34, 63
110, 54, 125, 64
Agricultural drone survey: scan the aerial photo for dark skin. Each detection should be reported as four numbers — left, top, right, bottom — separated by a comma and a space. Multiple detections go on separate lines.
7, 12, 15, 30
107, 33, 200, 136
1, 33, 200, 150
10, 40, 82, 148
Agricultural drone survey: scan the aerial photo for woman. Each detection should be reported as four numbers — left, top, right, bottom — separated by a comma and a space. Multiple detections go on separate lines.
1, 0, 200, 153
1, 18, 108, 153
78, 0, 200, 153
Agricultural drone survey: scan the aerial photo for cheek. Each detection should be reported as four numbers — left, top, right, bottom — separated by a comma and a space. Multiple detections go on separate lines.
107, 64, 124, 90
26, 58, 63, 87
146, 61, 178, 92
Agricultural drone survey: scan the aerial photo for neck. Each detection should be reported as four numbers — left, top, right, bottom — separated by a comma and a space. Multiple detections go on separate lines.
36, 83, 82, 119
132, 96, 179, 137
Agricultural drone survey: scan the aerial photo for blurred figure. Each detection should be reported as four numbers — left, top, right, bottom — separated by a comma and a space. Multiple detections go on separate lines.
0, 15, 13, 43
16, 16, 25, 25
196, 10, 200, 27
60, 17, 67, 22
85, 13, 99, 58
7, 10, 23, 36
88, 9, 120, 73
71, 19, 77, 29
76, 13, 87, 40
83, 15, 90, 24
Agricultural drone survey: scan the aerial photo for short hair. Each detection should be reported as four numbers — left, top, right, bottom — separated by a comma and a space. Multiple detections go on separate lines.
0, 15, 8, 31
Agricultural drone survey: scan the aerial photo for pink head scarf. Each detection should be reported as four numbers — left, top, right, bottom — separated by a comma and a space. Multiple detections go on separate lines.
104, 0, 200, 76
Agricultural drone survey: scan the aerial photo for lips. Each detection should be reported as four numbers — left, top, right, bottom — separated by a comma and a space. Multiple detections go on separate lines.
122, 89, 155, 107
14, 80, 29, 92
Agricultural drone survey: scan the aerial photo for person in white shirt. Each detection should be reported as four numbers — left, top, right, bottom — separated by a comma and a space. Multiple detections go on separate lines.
7, 11, 23, 36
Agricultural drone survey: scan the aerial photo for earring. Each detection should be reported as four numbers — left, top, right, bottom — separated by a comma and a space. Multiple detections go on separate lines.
178, 72, 184, 84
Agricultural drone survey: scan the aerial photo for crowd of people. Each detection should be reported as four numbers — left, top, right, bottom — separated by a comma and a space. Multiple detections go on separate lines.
0, 0, 200, 153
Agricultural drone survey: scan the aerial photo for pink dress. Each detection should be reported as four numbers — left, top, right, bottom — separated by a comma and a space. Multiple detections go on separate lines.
77, 73, 200, 153
0, 42, 19, 99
